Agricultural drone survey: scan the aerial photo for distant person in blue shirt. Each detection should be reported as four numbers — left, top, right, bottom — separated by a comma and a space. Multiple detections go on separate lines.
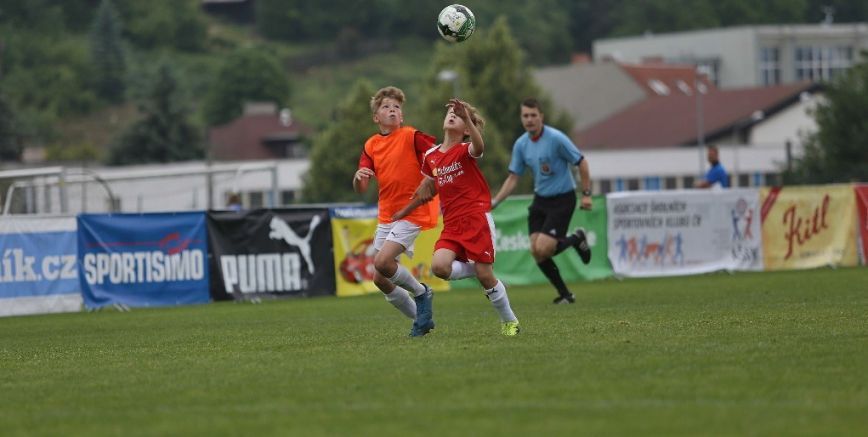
491, 98, 592, 305
696, 145, 730, 188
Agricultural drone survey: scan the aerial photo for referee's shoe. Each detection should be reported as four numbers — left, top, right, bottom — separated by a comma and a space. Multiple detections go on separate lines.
572, 229, 592, 264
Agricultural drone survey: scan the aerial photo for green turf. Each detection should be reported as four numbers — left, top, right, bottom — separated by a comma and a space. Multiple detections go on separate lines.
1, 268, 866, 436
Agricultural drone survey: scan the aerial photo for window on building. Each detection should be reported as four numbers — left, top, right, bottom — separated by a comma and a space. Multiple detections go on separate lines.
795, 45, 854, 82
683, 176, 695, 188
760, 47, 781, 85
599, 179, 612, 194
249, 191, 264, 208
281, 190, 296, 205
664, 176, 678, 190
627, 178, 640, 191
738, 173, 750, 187
696, 61, 720, 86
644, 176, 661, 190
648, 79, 670, 95
765, 172, 780, 187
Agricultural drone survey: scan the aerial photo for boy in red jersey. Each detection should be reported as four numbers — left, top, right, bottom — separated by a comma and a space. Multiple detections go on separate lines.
353, 86, 440, 337
394, 99, 520, 336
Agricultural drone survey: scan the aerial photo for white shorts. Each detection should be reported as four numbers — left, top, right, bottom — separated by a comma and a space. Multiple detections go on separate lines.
373, 220, 422, 259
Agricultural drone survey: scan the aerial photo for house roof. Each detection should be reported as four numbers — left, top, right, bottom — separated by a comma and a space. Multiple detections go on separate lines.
619, 63, 715, 97
574, 81, 819, 150
534, 60, 716, 130
209, 113, 311, 161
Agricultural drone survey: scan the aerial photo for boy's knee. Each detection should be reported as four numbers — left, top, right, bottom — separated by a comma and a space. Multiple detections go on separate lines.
373, 255, 395, 277
431, 262, 451, 280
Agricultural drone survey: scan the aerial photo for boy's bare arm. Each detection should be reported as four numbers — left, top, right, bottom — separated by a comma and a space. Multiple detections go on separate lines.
353, 167, 374, 193
450, 98, 485, 157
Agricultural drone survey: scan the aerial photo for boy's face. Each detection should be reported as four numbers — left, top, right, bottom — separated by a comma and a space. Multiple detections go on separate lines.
443, 105, 467, 133
373, 97, 403, 129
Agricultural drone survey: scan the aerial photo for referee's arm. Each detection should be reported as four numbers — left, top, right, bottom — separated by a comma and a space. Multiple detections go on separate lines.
577, 157, 592, 210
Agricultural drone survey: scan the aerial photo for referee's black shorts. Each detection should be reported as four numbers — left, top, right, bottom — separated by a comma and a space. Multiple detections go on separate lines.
527, 191, 576, 239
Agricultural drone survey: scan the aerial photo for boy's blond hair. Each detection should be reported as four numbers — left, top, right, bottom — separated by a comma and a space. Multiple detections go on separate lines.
370, 86, 405, 113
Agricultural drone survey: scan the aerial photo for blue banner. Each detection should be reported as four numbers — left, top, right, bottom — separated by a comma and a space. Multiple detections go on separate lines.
78, 212, 211, 308
0, 231, 78, 298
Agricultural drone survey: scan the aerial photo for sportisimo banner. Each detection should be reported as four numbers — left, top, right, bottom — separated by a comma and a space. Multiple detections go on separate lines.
606, 189, 762, 277
463, 195, 612, 289
0, 217, 82, 317
855, 185, 868, 265
207, 208, 335, 300
78, 212, 211, 308
761, 185, 859, 270
330, 206, 448, 297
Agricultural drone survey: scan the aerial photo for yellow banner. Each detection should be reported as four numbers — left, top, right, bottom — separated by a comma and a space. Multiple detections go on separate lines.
331, 217, 449, 297
761, 184, 858, 270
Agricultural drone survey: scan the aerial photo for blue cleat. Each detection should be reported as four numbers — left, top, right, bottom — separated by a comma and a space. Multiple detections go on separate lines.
409, 284, 435, 337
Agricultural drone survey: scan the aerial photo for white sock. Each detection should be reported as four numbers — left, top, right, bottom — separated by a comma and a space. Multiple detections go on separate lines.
388, 265, 427, 297
449, 260, 476, 280
485, 280, 517, 323
384, 287, 416, 320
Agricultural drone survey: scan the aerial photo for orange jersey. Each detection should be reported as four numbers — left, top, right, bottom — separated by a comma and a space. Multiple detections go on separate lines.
359, 126, 440, 229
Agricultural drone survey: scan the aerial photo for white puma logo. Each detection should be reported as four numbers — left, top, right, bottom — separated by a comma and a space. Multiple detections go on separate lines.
268, 215, 322, 274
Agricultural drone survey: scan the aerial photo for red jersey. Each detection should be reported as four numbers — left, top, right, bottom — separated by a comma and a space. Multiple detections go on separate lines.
421, 142, 491, 223
358, 126, 439, 229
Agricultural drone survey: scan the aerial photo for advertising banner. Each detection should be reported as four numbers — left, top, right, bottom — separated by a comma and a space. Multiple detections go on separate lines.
208, 208, 335, 300
856, 185, 868, 264
460, 195, 612, 289
761, 185, 858, 270
78, 212, 211, 308
0, 217, 82, 317
606, 189, 763, 277
330, 206, 448, 297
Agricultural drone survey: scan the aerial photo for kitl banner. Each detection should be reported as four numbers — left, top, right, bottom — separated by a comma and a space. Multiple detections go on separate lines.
606, 189, 763, 278
451, 195, 612, 289
78, 212, 211, 308
330, 206, 448, 297
0, 216, 82, 317
207, 208, 335, 300
855, 185, 868, 265
761, 184, 859, 270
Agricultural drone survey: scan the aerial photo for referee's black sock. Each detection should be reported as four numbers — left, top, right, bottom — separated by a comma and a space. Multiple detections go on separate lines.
537, 258, 570, 296
554, 234, 580, 255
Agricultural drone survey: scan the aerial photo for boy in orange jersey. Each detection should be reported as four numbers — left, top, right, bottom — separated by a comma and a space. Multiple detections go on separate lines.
353, 86, 440, 337
393, 99, 520, 336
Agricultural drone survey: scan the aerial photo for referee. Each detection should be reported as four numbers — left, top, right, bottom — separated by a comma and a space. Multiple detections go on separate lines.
491, 98, 592, 304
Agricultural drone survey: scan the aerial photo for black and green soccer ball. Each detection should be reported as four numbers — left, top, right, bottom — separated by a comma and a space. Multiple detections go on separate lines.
437, 4, 476, 43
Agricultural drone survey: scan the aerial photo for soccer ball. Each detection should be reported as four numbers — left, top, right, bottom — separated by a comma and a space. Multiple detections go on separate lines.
437, 4, 476, 43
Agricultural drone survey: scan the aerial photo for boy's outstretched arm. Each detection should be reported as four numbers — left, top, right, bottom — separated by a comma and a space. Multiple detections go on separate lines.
450, 98, 485, 157
392, 177, 436, 221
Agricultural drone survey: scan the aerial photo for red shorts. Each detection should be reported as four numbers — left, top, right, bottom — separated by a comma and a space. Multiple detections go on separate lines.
435, 212, 495, 264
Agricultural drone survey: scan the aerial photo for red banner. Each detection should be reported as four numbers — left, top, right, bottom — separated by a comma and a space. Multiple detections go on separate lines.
856, 185, 868, 265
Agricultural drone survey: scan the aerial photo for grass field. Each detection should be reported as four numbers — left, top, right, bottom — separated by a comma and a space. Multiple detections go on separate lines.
1, 268, 866, 436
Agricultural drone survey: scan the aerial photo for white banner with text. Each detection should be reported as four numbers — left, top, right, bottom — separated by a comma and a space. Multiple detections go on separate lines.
607, 189, 763, 277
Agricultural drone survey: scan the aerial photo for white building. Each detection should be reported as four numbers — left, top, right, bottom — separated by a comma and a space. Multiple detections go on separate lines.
0, 159, 311, 215
593, 23, 868, 88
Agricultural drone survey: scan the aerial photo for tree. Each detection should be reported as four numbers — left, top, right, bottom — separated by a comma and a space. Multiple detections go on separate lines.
122, 0, 207, 52
89, 0, 126, 104
415, 16, 573, 192
203, 48, 291, 126
784, 55, 868, 184
301, 80, 377, 203
0, 92, 23, 161
108, 62, 202, 165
